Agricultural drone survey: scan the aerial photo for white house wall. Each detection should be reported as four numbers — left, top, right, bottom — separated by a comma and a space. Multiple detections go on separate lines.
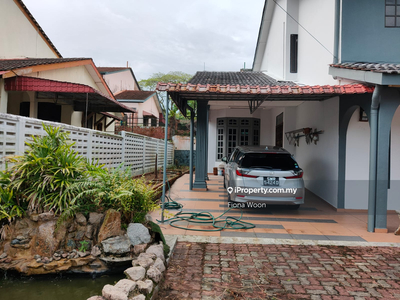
103, 70, 139, 94
389, 108, 400, 210
296, 0, 337, 85
260, 0, 287, 80
258, 0, 337, 85
0, 0, 58, 59
345, 108, 370, 209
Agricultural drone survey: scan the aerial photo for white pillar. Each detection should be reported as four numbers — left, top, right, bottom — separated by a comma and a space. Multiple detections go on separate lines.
0, 79, 8, 113
28, 91, 38, 118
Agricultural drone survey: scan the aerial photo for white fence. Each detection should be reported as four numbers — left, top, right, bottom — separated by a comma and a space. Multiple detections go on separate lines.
0, 113, 174, 175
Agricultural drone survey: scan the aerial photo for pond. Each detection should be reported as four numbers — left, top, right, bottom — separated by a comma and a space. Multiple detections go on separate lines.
0, 273, 124, 300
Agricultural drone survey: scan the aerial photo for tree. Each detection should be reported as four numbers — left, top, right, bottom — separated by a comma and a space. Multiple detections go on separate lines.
138, 71, 195, 119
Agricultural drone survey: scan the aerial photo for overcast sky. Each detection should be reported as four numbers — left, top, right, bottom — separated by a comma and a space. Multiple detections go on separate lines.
23, 0, 265, 81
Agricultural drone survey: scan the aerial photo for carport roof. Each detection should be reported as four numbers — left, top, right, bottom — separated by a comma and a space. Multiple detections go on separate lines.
157, 75, 374, 116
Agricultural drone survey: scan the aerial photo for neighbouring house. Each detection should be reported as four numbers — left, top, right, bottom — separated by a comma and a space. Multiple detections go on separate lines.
98, 67, 164, 128
158, 0, 400, 233
0, 0, 134, 132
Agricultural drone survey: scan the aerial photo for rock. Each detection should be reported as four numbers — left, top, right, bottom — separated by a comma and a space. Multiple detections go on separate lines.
124, 266, 146, 281
30, 214, 39, 222
68, 222, 76, 233
87, 296, 105, 300
98, 209, 122, 243
35, 220, 59, 256
75, 230, 85, 241
101, 235, 131, 255
133, 244, 147, 255
62, 253, 68, 258
145, 244, 165, 262
77, 251, 90, 257
114, 279, 136, 296
132, 253, 155, 268
65, 239, 76, 252
136, 280, 153, 295
131, 295, 145, 300
127, 223, 151, 246
36, 258, 41, 263
28, 260, 44, 269
153, 257, 166, 273
91, 246, 101, 257
76, 213, 87, 226
0, 253, 7, 259
147, 265, 162, 283
85, 225, 94, 239
89, 212, 104, 226
102, 284, 127, 300
34, 254, 41, 260
38, 212, 55, 221
53, 253, 60, 258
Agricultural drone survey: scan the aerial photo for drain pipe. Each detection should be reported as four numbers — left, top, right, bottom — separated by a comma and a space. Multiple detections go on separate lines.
367, 85, 381, 232
187, 104, 195, 190
333, 0, 340, 64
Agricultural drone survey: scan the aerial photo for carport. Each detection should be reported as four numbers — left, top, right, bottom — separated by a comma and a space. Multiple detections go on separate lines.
155, 71, 399, 234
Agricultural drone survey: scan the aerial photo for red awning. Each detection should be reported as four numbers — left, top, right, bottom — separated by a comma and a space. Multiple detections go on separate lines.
4, 76, 135, 113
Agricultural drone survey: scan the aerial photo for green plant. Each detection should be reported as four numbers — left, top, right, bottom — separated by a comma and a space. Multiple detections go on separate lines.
67, 166, 157, 224
0, 170, 25, 223
79, 240, 89, 252
8, 124, 90, 214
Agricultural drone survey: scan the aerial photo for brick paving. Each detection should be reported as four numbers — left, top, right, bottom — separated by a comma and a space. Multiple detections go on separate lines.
158, 242, 400, 300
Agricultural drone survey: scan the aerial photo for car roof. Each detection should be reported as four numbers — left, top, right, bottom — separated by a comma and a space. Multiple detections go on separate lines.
235, 145, 291, 154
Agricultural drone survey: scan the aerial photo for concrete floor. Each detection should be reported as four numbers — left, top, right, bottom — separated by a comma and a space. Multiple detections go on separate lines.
150, 174, 400, 244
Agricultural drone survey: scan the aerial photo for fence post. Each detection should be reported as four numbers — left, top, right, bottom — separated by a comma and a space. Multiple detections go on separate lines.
142, 137, 146, 173
87, 130, 93, 163
121, 131, 126, 171
16, 117, 26, 155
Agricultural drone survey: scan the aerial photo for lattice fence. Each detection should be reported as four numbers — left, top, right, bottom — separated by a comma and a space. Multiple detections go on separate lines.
0, 113, 174, 174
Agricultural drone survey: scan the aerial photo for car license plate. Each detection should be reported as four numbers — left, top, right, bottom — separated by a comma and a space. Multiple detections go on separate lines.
263, 177, 279, 186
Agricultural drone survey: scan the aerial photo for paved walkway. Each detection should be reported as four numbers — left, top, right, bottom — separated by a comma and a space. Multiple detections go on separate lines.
159, 241, 400, 299
150, 174, 400, 243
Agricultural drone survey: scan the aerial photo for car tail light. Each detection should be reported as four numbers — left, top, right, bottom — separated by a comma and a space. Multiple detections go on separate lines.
285, 170, 303, 179
236, 169, 258, 178
237, 195, 245, 197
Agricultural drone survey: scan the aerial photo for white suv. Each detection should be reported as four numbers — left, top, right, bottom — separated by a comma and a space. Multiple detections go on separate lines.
222, 146, 305, 209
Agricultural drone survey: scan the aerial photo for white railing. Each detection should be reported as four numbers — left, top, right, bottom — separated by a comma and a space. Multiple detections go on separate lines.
0, 113, 174, 175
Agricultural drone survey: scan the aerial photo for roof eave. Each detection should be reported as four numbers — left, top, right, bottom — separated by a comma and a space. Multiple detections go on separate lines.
329, 67, 400, 85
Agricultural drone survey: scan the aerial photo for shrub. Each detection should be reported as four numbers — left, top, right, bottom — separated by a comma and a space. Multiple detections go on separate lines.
8, 124, 88, 214
66, 166, 156, 224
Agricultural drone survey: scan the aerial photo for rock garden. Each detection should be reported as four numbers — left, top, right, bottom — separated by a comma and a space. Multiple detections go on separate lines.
0, 125, 176, 299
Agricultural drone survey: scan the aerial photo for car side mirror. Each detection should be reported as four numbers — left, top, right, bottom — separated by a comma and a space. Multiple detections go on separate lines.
221, 156, 227, 163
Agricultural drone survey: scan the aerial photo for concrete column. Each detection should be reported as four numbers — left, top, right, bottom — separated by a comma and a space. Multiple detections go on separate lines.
28, 91, 38, 118
0, 79, 8, 113
204, 104, 210, 181
193, 100, 208, 190
375, 87, 400, 232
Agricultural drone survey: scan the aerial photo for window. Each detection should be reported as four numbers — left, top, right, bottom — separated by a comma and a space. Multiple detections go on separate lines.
216, 118, 260, 160
290, 34, 298, 73
385, 0, 400, 27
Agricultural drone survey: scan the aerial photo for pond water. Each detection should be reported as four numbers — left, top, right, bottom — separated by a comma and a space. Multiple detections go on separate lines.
0, 273, 124, 300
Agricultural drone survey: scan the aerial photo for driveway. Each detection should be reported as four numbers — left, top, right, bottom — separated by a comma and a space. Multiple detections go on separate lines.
150, 174, 400, 243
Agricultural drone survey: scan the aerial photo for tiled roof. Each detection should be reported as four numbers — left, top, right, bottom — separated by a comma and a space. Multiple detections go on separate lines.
97, 67, 130, 74
330, 62, 400, 74
115, 90, 155, 100
188, 71, 296, 86
15, 0, 61, 57
157, 83, 374, 95
4, 76, 135, 113
0, 58, 90, 72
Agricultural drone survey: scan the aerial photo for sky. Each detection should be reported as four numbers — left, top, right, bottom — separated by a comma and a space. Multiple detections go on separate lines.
23, 0, 265, 81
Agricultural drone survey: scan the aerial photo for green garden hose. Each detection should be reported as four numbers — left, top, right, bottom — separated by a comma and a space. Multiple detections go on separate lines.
157, 182, 255, 232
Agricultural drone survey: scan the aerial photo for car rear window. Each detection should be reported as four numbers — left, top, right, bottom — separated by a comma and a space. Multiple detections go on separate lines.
238, 153, 300, 170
